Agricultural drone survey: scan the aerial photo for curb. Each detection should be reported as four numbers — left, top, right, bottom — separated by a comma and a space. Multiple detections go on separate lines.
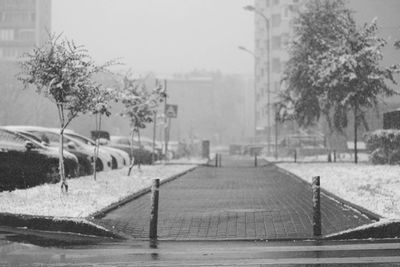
325, 220, 400, 240
0, 212, 120, 239
271, 163, 382, 222
89, 165, 197, 219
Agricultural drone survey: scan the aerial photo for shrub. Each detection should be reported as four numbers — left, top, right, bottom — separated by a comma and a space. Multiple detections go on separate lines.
365, 129, 400, 164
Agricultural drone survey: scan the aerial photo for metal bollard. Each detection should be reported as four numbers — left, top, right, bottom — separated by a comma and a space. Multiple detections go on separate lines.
312, 176, 321, 237
333, 150, 336, 162
215, 153, 218, 167
294, 150, 297, 163
218, 154, 222, 167
255, 154, 258, 167
327, 151, 332, 162
149, 179, 160, 241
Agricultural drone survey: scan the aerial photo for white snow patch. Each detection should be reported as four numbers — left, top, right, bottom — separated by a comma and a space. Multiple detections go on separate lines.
0, 164, 196, 218
277, 162, 400, 219
264, 152, 369, 163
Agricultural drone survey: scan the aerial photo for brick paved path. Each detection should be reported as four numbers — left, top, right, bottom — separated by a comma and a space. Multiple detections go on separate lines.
97, 156, 372, 240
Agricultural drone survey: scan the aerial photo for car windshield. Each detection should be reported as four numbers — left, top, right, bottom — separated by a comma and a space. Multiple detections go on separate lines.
66, 133, 95, 146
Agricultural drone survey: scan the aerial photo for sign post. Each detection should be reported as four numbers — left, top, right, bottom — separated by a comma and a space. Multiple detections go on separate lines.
164, 104, 178, 160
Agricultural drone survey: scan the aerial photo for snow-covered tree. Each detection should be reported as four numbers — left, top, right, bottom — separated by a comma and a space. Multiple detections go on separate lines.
19, 34, 113, 192
117, 77, 165, 175
279, 0, 397, 163
90, 87, 114, 180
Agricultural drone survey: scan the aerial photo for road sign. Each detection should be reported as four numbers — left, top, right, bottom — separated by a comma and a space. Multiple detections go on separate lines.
165, 104, 178, 118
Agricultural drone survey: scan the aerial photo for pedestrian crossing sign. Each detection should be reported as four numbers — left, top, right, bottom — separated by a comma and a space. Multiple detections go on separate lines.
165, 104, 178, 118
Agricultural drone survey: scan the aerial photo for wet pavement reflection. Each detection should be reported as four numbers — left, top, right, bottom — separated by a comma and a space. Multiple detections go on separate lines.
2, 226, 400, 266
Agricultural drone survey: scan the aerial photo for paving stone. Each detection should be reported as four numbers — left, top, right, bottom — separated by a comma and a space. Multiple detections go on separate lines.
97, 156, 373, 240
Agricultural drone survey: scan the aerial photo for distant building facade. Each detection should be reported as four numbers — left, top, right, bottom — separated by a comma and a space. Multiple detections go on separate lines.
253, 0, 302, 142
0, 0, 51, 60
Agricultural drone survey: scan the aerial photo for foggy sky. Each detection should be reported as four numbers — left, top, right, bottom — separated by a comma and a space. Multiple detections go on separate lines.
52, 0, 255, 75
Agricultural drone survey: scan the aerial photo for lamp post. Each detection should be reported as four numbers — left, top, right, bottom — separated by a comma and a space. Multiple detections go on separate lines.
244, 5, 272, 154
238, 46, 257, 141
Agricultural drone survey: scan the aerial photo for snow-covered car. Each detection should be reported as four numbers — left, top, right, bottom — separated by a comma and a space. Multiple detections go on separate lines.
5, 126, 112, 172
14, 129, 93, 176
107, 136, 154, 164
0, 128, 79, 191
64, 132, 130, 169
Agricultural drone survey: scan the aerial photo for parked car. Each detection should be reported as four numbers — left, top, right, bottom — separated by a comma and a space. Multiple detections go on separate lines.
10, 129, 93, 176
0, 128, 79, 191
5, 126, 112, 173
64, 131, 130, 169
107, 136, 154, 164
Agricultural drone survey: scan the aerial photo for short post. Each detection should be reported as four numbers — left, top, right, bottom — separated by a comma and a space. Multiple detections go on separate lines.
327, 150, 332, 162
294, 150, 297, 163
218, 154, 222, 167
215, 153, 218, 167
149, 179, 160, 242
312, 176, 321, 237
255, 154, 258, 167
333, 150, 336, 162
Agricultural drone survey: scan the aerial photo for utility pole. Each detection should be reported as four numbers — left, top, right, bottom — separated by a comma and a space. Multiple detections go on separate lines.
243, 5, 272, 154
163, 79, 169, 161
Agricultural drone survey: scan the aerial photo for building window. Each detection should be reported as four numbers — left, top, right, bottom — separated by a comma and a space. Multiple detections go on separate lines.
272, 14, 281, 27
0, 29, 14, 41
283, 7, 289, 18
18, 29, 35, 41
275, 81, 280, 92
272, 36, 281, 50
3, 47, 18, 58
272, 58, 281, 73
282, 33, 290, 47
264, 39, 270, 50
273, 0, 280, 5
30, 12, 35, 22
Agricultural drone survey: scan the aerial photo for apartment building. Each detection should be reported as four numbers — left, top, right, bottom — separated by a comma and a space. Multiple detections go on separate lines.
253, 0, 302, 143
0, 0, 51, 60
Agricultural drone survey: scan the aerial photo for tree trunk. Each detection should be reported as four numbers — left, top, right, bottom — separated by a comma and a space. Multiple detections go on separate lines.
354, 103, 358, 164
59, 127, 67, 192
93, 113, 101, 181
57, 104, 68, 193
127, 128, 135, 176
137, 128, 142, 170
152, 112, 157, 164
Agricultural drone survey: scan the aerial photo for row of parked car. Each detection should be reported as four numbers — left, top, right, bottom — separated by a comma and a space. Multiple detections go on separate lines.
0, 126, 160, 192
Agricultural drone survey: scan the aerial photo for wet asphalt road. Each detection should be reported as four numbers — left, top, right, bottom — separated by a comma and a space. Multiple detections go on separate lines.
1, 226, 400, 266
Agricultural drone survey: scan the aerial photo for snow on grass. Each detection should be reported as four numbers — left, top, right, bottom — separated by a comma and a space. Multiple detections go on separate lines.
162, 157, 209, 164
0, 164, 196, 218
277, 162, 400, 219
264, 152, 369, 163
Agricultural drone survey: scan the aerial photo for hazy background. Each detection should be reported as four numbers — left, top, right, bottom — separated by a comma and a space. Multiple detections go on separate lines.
52, 0, 255, 75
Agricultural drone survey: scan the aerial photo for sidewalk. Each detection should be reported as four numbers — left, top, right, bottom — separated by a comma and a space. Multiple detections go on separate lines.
96, 156, 373, 240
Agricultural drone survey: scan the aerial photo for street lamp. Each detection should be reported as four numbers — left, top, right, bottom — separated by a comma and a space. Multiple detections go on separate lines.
238, 45, 257, 141
244, 5, 272, 154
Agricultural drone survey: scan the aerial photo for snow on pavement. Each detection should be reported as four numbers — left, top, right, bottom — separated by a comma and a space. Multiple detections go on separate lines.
277, 162, 400, 219
0, 164, 197, 218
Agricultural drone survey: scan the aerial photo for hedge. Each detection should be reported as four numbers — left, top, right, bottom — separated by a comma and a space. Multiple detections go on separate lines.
365, 129, 400, 164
